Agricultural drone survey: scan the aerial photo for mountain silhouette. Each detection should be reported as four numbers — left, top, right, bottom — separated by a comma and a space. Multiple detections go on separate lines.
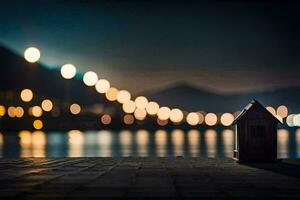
142, 82, 300, 113
0, 45, 107, 105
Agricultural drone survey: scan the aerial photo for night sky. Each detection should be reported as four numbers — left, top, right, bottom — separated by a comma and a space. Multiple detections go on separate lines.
0, 1, 299, 94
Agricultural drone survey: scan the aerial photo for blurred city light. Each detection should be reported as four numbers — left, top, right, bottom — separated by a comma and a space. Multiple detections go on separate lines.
101, 114, 112, 125
33, 119, 43, 130
0, 105, 6, 117
134, 108, 147, 120
60, 64, 76, 79
105, 87, 119, 101
123, 114, 134, 125
157, 107, 171, 120
20, 89, 33, 102
95, 79, 110, 93
266, 106, 276, 116
15, 106, 24, 118
186, 112, 199, 126
83, 71, 98, 86
41, 99, 53, 112
116, 90, 131, 104
24, 47, 40, 63
205, 113, 217, 126
146, 101, 159, 115
169, 108, 184, 123
122, 100, 136, 114
220, 113, 234, 126
7, 106, 16, 118
135, 96, 148, 109
32, 106, 43, 117
70, 103, 81, 115
277, 105, 288, 118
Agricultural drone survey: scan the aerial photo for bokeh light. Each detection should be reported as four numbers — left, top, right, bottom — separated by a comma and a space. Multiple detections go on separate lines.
135, 96, 148, 109
41, 99, 53, 112
0, 105, 6, 117
32, 106, 43, 117
169, 108, 184, 123
157, 118, 168, 126
101, 114, 112, 125
105, 87, 119, 101
24, 47, 40, 63
205, 113, 218, 126
276, 105, 288, 118
70, 103, 81, 115
7, 106, 15, 118
266, 106, 276, 116
286, 114, 296, 127
220, 113, 234, 126
186, 112, 199, 126
123, 114, 134, 125
60, 64, 76, 79
33, 119, 43, 130
116, 90, 131, 104
134, 108, 147, 120
197, 112, 205, 124
83, 71, 98, 86
146, 101, 159, 115
157, 107, 171, 120
95, 79, 110, 93
122, 100, 136, 114
20, 89, 33, 102
293, 114, 300, 127
15, 106, 24, 118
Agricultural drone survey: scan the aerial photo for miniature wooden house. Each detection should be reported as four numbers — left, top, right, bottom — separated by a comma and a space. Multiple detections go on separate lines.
232, 99, 282, 162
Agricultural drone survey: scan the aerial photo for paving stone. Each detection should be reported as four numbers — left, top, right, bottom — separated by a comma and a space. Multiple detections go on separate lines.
0, 158, 299, 199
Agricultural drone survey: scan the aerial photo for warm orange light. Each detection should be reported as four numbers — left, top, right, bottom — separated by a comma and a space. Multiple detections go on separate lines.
33, 119, 43, 130
169, 108, 184, 123
134, 108, 147, 120
205, 113, 217, 126
20, 89, 33, 102
32, 106, 43, 117
146, 101, 159, 115
157, 118, 168, 126
101, 114, 112, 125
266, 106, 276, 116
157, 106, 171, 120
61, 64, 76, 79
15, 106, 24, 118
0, 105, 6, 117
83, 71, 98, 86
116, 90, 131, 104
123, 114, 134, 125
70, 103, 81, 115
19, 130, 32, 145
41, 99, 53, 112
95, 79, 110, 93
186, 112, 199, 126
24, 47, 40, 63
122, 100, 136, 114
276, 105, 288, 118
7, 106, 16, 118
220, 113, 234, 126
134, 96, 148, 109
197, 112, 205, 124
105, 87, 119, 101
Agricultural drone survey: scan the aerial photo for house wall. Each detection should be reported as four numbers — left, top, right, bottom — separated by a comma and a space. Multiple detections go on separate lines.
237, 106, 277, 162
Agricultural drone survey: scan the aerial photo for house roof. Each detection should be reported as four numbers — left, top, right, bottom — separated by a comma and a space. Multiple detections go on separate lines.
232, 99, 283, 125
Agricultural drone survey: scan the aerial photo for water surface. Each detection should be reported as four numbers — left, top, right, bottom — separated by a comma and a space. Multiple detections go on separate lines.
0, 128, 299, 158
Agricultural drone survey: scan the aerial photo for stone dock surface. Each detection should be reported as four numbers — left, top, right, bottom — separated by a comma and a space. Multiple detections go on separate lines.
0, 158, 300, 199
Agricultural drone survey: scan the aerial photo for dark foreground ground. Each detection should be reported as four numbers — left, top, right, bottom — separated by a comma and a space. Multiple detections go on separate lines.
0, 158, 300, 199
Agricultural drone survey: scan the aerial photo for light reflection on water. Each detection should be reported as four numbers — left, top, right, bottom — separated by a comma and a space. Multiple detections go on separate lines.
0, 129, 299, 158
